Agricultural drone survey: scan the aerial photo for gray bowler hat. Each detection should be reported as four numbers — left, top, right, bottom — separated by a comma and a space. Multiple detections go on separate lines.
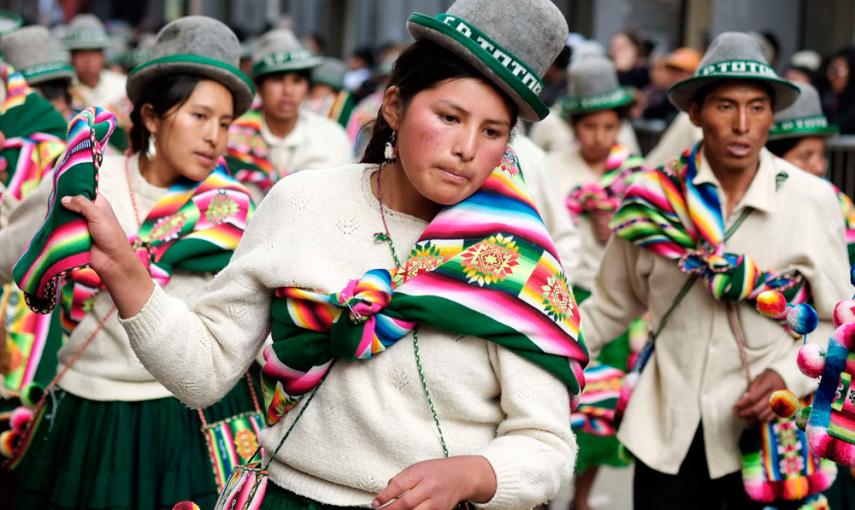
312, 58, 347, 90
126, 16, 255, 117
560, 55, 633, 118
668, 32, 799, 112
251, 29, 323, 79
407, 0, 569, 121
768, 82, 837, 140
63, 14, 111, 51
1, 26, 74, 85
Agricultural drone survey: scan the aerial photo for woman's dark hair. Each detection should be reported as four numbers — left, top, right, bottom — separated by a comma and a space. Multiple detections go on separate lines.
569, 105, 630, 126
130, 74, 227, 154
766, 136, 802, 158
35, 78, 72, 104
360, 40, 519, 164
255, 69, 312, 88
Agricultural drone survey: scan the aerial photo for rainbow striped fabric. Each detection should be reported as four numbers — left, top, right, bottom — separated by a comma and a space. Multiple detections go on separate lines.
0, 63, 67, 203
58, 162, 255, 332
12, 107, 115, 314
565, 144, 645, 222
612, 142, 808, 317
202, 412, 265, 491
225, 108, 278, 192
263, 147, 589, 425
832, 185, 855, 266
570, 362, 624, 435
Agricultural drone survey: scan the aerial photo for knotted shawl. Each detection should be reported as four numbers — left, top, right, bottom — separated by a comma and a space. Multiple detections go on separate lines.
225, 108, 278, 192
58, 163, 254, 333
0, 63, 67, 203
565, 144, 645, 222
611, 142, 808, 317
262, 147, 589, 425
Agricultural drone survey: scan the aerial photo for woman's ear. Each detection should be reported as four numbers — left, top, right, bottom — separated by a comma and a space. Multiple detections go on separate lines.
380, 86, 403, 131
140, 104, 160, 136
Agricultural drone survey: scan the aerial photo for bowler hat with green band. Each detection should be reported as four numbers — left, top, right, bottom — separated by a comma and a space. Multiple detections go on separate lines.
769, 82, 837, 140
561, 55, 634, 118
63, 14, 111, 51
126, 16, 255, 117
251, 29, 323, 79
1, 26, 75, 85
668, 32, 800, 113
406, 0, 569, 122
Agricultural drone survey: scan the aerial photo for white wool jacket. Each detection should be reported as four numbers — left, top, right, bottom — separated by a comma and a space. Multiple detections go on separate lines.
122, 163, 577, 510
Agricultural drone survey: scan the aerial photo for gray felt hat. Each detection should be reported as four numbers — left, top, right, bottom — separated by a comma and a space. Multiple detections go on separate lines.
126, 16, 255, 117
312, 58, 347, 90
560, 55, 633, 117
406, 0, 569, 121
668, 32, 799, 113
63, 14, 111, 50
251, 29, 323, 79
1, 26, 74, 85
0, 10, 21, 38
768, 82, 837, 140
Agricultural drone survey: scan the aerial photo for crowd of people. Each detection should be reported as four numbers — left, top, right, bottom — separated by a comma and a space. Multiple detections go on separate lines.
0, 2, 853, 510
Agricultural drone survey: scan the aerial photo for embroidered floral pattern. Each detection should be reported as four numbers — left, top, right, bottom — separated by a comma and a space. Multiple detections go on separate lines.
461, 234, 520, 286
149, 212, 187, 242
205, 191, 239, 224
401, 243, 446, 283
542, 274, 573, 322
233, 428, 258, 459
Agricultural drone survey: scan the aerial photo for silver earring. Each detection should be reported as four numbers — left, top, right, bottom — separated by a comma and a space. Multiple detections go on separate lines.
384, 131, 397, 163
146, 134, 157, 158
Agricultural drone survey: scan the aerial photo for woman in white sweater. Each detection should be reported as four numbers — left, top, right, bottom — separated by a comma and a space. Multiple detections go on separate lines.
62, 2, 587, 509
2, 17, 261, 509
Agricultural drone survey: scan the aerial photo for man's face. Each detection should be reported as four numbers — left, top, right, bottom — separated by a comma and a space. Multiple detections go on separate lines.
71, 50, 104, 88
688, 80, 774, 175
258, 72, 310, 123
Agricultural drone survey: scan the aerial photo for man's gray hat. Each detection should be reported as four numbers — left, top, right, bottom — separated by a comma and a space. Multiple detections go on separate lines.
63, 14, 111, 51
668, 32, 799, 113
1, 26, 74, 85
560, 55, 633, 117
406, 0, 569, 121
251, 29, 323, 79
769, 82, 837, 140
126, 16, 255, 117
312, 58, 347, 90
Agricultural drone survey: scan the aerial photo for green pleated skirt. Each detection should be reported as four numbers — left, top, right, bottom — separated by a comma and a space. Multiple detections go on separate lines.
261, 484, 363, 510
15, 371, 262, 510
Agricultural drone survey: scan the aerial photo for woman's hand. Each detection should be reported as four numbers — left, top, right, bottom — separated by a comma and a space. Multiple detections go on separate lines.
372, 456, 496, 510
589, 210, 614, 244
733, 369, 787, 423
62, 193, 154, 318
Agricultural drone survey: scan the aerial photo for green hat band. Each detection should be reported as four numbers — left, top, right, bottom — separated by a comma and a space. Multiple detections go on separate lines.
560, 87, 633, 116
696, 59, 777, 79
408, 13, 546, 118
130, 53, 255, 96
253, 49, 319, 76
21, 62, 75, 81
770, 115, 838, 137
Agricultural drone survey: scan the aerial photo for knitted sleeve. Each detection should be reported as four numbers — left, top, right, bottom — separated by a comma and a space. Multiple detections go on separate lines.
0, 175, 51, 283
120, 183, 284, 408
478, 345, 576, 510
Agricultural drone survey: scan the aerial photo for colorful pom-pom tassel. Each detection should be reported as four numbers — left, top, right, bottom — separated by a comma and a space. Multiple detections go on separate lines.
797, 343, 826, 378
769, 389, 800, 418
795, 406, 811, 430
9, 406, 34, 434
787, 303, 819, 335
19, 383, 43, 408
756, 290, 788, 319
0, 430, 17, 459
172, 502, 200, 510
832, 299, 855, 328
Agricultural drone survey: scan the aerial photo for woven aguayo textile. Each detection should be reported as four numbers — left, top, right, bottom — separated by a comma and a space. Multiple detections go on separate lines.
565, 144, 645, 223
225, 108, 277, 192
262, 147, 589, 425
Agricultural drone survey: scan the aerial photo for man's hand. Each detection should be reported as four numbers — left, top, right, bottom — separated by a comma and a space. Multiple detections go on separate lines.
733, 369, 787, 422
372, 456, 496, 510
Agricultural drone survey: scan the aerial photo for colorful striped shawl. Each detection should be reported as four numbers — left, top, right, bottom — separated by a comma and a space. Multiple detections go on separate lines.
225, 108, 278, 192
612, 142, 808, 317
263, 148, 589, 425
12, 107, 116, 314
59, 162, 255, 333
306, 90, 355, 128
565, 144, 646, 222
0, 63, 67, 203
832, 185, 855, 266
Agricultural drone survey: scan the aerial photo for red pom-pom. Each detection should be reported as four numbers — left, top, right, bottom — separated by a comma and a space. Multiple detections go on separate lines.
0, 430, 18, 459
756, 291, 787, 319
769, 389, 799, 419
9, 406, 33, 434
172, 502, 200, 510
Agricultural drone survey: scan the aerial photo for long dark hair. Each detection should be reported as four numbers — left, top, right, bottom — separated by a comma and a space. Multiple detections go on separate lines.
360, 40, 519, 164
129, 74, 235, 154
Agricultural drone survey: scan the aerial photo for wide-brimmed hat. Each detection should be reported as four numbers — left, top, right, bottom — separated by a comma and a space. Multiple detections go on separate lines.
312, 58, 347, 90
560, 55, 633, 117
251, 29, 323, 79
0, 9, 21, 38
768, 82, 837, 140
1, 26, 75, 85
127, 16, 254, 117
406, 0, 569, 121
63, 14, 111, 51
668, 32, 799, 112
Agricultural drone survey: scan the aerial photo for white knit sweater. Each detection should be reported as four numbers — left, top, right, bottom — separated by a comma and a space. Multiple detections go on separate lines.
0, 154, 212, 401
122, 163, 576, 509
